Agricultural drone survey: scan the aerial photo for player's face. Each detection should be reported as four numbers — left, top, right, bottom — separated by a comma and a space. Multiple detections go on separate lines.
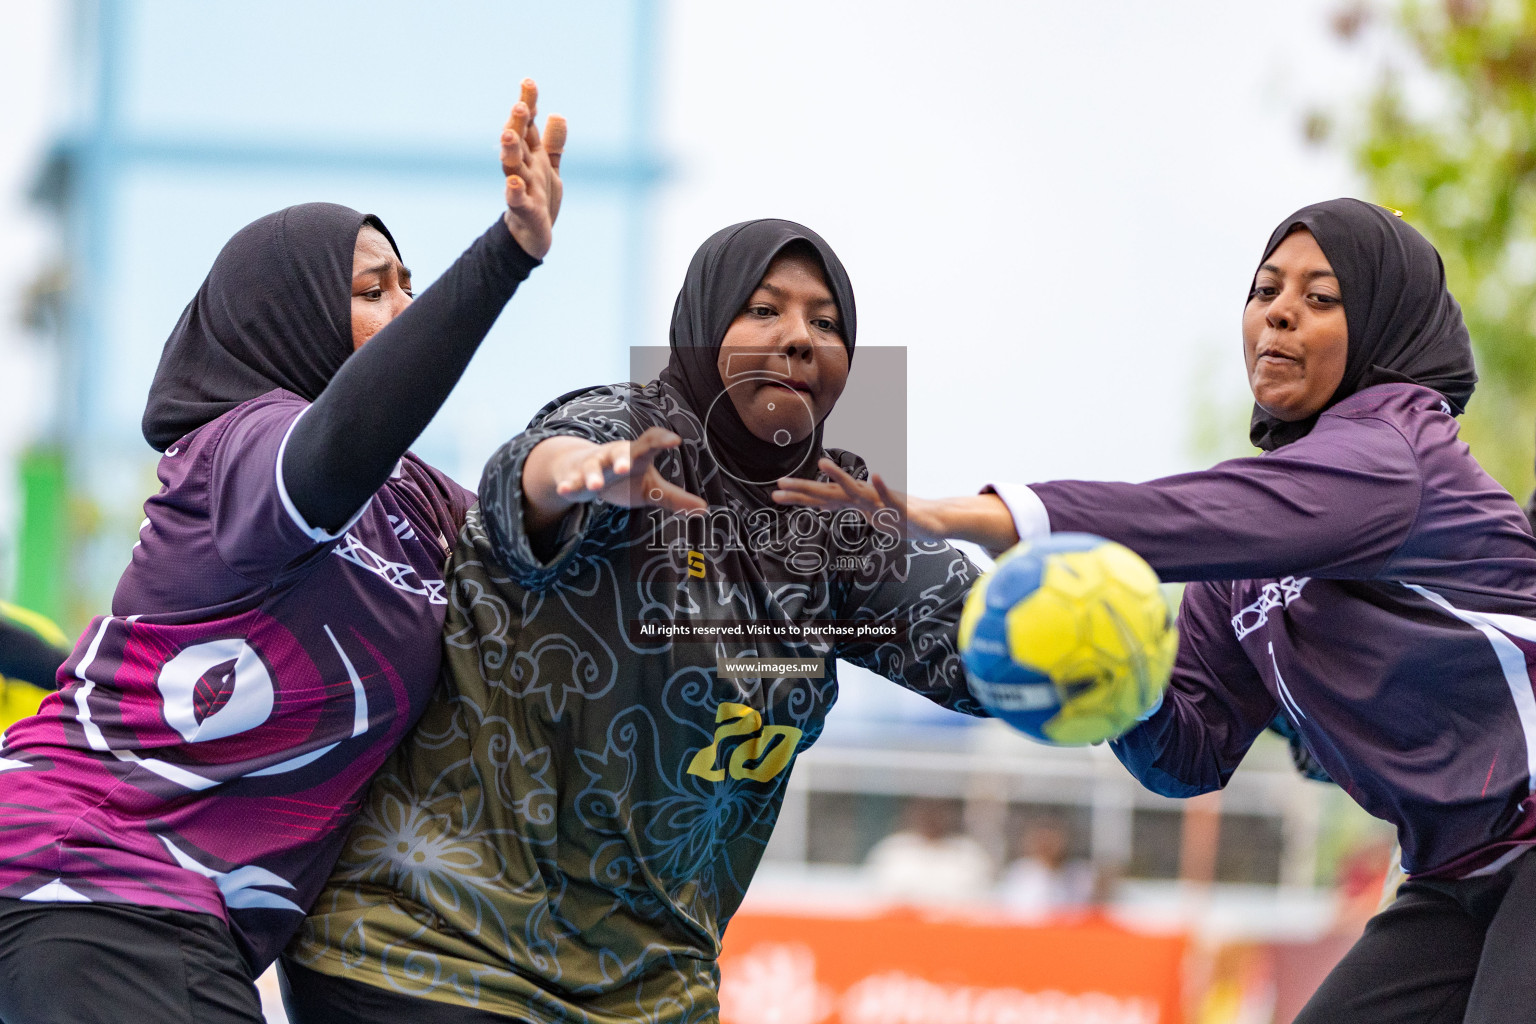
716, 251, 850, 445
1242, 228, 1349, 422
350, 225, 413, 351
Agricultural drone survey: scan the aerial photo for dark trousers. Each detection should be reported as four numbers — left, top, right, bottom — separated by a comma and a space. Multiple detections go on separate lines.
0, 898, 263, 1024
279, 956, 534, 1023
1296, 847, 1536, 1023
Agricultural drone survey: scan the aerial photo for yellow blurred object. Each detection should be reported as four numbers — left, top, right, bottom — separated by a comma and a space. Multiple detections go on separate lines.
0, 677, 52, 731
960, 534, 1177, 746
0, 600, 71, 730
1012, 548, 1175, 745
1002, 578, 1081, 670
0, 601, 69, 649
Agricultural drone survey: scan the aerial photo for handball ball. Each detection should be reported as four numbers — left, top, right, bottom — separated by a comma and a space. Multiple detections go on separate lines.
959, 533, 1176, 746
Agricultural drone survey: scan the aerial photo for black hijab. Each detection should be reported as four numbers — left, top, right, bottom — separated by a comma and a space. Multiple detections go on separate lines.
141, 202, 400, 451
658, 219, 856, 485
1247, 198, 1477, 452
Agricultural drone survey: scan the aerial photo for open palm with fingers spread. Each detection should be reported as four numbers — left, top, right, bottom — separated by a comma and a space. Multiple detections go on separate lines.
551, 426, 708, 515
773, 457, 947, 544
500, 77, 567, 258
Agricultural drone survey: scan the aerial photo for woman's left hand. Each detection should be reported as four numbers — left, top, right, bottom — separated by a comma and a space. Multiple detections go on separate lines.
500, 78, 566, 258
774, 459, 1023, 554
772, 458, 949, 544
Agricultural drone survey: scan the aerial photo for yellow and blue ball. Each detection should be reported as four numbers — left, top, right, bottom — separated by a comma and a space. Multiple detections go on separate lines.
959, 533, 1177, 746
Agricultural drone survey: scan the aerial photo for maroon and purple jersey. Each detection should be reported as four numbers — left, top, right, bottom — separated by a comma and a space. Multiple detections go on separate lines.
999, 383, 1536, 878
0, 390, 471, 969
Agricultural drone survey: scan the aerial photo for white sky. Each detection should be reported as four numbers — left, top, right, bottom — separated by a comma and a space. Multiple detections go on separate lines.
0, 0, 1373, 578
0, 1, 67, 591
649, 0, 1367, 494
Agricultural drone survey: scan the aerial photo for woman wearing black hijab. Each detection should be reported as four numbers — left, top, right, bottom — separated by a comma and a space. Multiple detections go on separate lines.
283, 219, 986, 1023
0, 84, 565, 1024
783, 198, 1536, 1021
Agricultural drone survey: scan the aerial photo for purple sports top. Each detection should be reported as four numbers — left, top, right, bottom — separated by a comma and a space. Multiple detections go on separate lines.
0, 390, 471, 969
996, 383, 1536, 879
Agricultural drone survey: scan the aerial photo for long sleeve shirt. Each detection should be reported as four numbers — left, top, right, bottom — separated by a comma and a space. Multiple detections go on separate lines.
993, 383, 1536, 878
0, 221, 537, 971
293, 379, 984, 1023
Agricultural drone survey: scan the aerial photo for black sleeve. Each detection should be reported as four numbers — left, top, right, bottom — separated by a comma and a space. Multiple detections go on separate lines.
283, 217, 540, 533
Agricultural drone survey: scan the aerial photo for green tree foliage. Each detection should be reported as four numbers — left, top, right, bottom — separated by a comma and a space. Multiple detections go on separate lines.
1340, 0, 1536, 495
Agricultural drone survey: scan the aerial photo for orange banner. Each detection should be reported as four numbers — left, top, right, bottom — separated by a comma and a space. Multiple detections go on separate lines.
718, 910, 1185, 1024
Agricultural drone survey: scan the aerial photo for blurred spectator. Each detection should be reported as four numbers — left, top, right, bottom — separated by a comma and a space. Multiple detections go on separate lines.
864, 798, 992, 905
997, 816, 1097, 918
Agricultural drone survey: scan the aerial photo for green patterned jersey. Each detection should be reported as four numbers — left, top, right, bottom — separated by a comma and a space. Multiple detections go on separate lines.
290, 382, 984, 1022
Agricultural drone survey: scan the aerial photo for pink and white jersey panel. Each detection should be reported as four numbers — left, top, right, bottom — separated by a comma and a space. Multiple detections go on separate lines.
0, 390, 470, 970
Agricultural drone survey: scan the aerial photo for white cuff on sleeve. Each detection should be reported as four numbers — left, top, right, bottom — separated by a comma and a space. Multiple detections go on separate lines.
275, 407, 371, 543
983, 481, 1051, 547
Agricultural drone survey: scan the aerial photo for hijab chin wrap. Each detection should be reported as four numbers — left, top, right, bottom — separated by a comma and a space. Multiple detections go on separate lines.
141, 202, 400, 452
1247, 198, 1477, 452
659, 218, 856, 484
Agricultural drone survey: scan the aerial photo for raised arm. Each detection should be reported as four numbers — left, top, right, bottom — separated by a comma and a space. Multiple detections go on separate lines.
283, 80, 567, 534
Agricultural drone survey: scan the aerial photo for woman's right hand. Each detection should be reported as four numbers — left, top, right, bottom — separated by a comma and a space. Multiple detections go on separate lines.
551, 428, 707, 512
523, 429, 708, 535
500, 78, 567, 259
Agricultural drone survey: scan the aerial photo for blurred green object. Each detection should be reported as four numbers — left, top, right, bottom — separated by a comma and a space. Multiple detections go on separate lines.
1347, 0, 1536, 496
16, 447, 67, 625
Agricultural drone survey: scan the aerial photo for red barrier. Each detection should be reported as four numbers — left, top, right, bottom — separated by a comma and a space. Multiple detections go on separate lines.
718, 910, 1186, 1024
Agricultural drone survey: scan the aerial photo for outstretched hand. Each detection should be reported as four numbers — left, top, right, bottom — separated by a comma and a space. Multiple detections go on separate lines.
772, 457, 949, 544
549, 427, 707, 514
500, 78, 566, 259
